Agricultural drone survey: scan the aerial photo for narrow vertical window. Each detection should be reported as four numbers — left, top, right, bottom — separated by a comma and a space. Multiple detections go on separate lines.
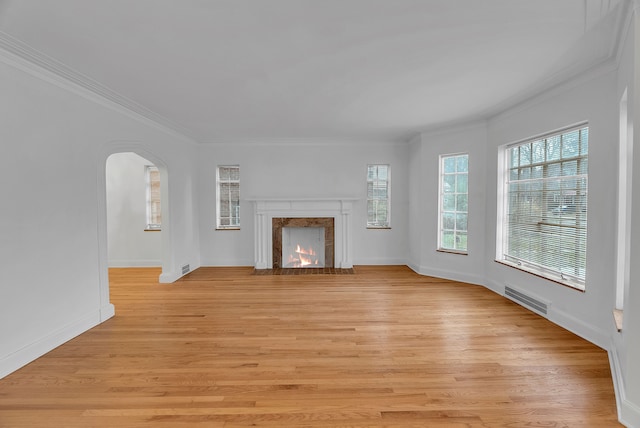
616, 89, 633, 313
367, 164, 390, 228
145, 165, 161, 230
217, 165, 240, 229
438, 154, 469, 253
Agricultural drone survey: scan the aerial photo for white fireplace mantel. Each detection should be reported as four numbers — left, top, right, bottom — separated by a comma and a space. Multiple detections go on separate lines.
248, 198, 357, 269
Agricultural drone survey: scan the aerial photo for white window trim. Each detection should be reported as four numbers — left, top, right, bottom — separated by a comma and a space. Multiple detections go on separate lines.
496, 123, 589, 291
437, 153, 469, 255
145, 165, 161, 230
216, 165, 240, 230
616, 88, 633, 311
366, 164, 391, 229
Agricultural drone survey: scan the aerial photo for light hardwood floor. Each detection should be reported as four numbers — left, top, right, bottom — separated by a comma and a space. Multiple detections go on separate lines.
0, 266, 621, 427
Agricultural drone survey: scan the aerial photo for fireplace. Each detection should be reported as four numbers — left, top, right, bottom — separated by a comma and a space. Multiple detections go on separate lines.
250, 198, 355, 270
272, 217, 334, 268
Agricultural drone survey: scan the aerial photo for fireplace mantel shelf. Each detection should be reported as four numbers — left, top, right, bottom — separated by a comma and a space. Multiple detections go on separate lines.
246, 197, 359, 202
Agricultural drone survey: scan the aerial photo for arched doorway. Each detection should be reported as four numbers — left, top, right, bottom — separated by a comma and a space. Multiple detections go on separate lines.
106, 153, 163, 268
96, 144, 171, 321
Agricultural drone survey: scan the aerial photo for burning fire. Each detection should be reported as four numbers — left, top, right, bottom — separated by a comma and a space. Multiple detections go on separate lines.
286, 244, 320, 267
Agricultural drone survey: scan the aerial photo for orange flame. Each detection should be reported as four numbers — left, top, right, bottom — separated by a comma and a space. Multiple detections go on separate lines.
286, 243, 320, 267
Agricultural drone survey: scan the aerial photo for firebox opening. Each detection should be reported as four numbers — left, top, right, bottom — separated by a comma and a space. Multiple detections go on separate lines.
272, 217, 335, 269
282, 227, 325, 268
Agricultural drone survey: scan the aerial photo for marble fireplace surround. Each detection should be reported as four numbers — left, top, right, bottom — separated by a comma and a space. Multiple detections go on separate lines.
273, 217, 334, 268
250, 198, 355, 270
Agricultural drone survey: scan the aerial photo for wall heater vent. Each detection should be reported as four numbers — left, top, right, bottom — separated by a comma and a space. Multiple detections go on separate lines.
181, 264, 190, 275
504, 286, 549, 316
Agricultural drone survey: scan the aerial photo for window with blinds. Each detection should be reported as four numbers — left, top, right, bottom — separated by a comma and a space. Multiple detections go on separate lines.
217, 165, 240, 229
145, 165, 161, 230
501, 124, 588, 290
439, 153, 468, 253
367, 164, 390, 228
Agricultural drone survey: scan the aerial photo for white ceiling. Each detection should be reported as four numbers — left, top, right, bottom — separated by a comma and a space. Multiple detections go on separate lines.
0, 0, 626, 143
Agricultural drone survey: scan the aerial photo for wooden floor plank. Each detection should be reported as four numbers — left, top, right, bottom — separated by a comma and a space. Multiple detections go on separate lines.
0, 266, 621, 427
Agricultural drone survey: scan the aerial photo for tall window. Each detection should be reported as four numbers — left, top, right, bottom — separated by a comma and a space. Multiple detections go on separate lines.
499, 124, 589, 290
217, 165, 240, 229
439, 153, 468, 253
367, 164, 390, 228
145, 165, 161, 230
616, 89, 633, 311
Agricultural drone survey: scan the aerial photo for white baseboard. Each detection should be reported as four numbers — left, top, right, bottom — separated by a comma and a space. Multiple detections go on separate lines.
158, 263, 201, 283
101, 303, 115, 321
483, 278, 505, 295
159, 270, 181, 283
408, 262, 485, 286
199, 259, 254, 267
354, 258, 407, 266
610, 345, 640, 428
484, 279, 609, 350
621, 396, 640, 427
108, 259, 161, 267
548, 306, 609, 350
0, 309, 104, 379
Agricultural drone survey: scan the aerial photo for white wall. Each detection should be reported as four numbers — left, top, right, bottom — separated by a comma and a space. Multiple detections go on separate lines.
407, 134, 423, 267
408, 9, 639, 425
0, 49, 200, 378
485, 69, 618, 348
408, 122, 488, 286
619, 5, 640, 427
483, 54, 640, 425
106, 152, 162, 267
197, 142, 409, 266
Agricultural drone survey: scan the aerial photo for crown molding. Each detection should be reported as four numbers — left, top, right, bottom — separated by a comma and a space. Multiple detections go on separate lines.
487, 3, 628, 124
199, 136, 406, 146
0, 30, 198, 145
612, 0, 634, 67
419, 119, 488, 140
410, 1, 632, 143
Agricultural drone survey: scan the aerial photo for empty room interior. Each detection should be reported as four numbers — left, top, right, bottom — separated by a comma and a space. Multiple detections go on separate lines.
1, 1, 640, 426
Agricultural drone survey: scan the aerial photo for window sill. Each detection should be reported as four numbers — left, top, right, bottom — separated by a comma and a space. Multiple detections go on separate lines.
216, 227, 240, 231
437, 249, 468, 255
495, 259, 585, 292
367, 226, 391, 230
613, 309, 623, 332
144, 228, 161, 232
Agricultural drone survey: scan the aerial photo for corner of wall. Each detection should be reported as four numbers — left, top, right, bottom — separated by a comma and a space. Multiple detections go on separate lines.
547, 308, 610, 350
100, 303, 115, 322
411, 263, 485, 287
610, 343, 640, 428
159, 261, 202, 283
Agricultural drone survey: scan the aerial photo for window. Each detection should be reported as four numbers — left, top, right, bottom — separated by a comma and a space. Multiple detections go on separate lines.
499, 124, 589, 290
367, 164, 390, 228
615, 89, 633, 312
145, 165, 161, 230
439, 153, 468, 253
217, 165, 240, 229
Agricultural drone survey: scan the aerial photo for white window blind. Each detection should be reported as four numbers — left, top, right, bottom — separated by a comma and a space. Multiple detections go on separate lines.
217, 165, 240, 229
367, 164, 390, 228
439, 153, 468, 253
145, 165, 161, 229
501, 125, 588, 290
